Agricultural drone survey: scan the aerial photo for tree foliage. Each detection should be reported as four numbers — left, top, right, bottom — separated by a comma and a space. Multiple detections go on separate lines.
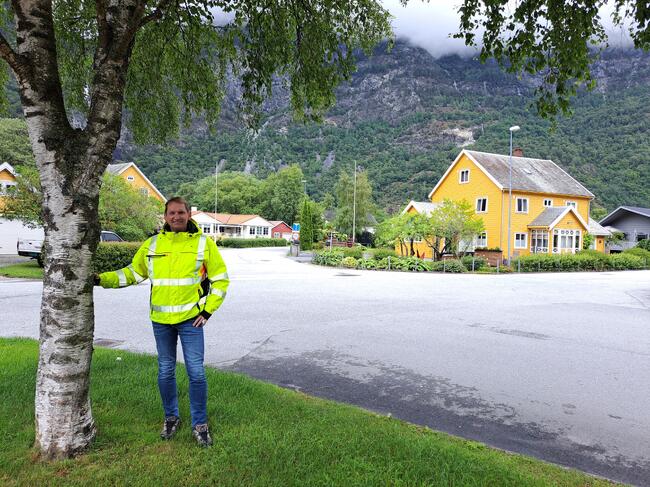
257, 165, 305, 224
299, 198, 323, 250
456, 0, 650, 119
334, 168, 374, 237
2, 171, 163, 240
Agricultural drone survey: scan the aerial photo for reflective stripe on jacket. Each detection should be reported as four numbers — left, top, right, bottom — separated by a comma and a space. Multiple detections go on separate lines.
99, 220, 229, 324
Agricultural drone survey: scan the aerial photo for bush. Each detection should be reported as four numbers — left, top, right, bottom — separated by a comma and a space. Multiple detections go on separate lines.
218, 238, 288, 248
341, 246, 365, 259
624, 247, 650, 263
389, 256, 429, 272
357, 259, 377, 270
341, 256, 358, 268
371, 248, 398, 260
429, 259, 466, 273
637, 239, 650, 251
512, 252, 645, 272
313, 250, 343, 266
609, 253, 644, 270
93, 241, 142, 274
460, 255, 487, 271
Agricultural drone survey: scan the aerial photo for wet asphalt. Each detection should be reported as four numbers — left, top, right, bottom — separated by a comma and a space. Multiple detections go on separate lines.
1, 247, 649, 485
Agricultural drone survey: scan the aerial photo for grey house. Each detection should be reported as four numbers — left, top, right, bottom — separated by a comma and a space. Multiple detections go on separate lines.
600, 206, 650, 251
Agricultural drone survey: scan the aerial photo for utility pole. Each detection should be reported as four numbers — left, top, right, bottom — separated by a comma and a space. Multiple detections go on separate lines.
352, 160, 357, 245
214, 160, 219, 236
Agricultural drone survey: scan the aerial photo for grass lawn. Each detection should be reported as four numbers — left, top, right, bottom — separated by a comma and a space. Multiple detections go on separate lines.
0, 261, 43, 279
0, 338, 613, 486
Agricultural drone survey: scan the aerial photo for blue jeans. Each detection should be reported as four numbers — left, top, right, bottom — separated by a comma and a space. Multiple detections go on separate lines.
152, 319, 207, 427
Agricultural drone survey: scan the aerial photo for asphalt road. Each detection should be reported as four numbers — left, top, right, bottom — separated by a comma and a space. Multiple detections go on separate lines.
1, 247, 649, 485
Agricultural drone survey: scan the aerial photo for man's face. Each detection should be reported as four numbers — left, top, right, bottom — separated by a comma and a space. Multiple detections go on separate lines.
164, 202, 190, 232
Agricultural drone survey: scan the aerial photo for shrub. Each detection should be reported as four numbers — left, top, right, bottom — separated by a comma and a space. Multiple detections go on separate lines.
313, 250, 343, 266
429, 259, 466, 273
637, 239, 650, 251
609, 253, 644, 270
394, 256, 429, 272
342, 246, 364, 259
218, 238, 288, 248
374, 257, 393, 270
93, 241, 142, 274
341, 256, 358, 268
513, 252, 645, 272
460, 255, 487, 271
624, 247, 650, 263
371, 248, 398, 260
357, 259, 377, 270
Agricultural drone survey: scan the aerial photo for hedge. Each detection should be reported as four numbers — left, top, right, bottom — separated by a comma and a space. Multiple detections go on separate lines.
217, 238, 288, 248
93, 242, 141, 274
512, 252, 646, 272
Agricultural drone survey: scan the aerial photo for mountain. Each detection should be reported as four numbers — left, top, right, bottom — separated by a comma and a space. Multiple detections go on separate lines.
7, 40, 650, 214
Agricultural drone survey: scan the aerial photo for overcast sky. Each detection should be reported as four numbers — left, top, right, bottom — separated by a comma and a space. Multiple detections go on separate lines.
382, 0, 633, 57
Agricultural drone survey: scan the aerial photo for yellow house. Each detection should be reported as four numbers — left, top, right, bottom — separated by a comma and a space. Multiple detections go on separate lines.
0, 162, 18, 211
402, 149, 607, 259
106, 162, 166, 203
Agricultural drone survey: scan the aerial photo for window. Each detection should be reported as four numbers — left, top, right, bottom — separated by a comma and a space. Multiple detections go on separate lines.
459, 169, 470, 183
530, 230, 549, 253
543, 199, 553, 207
552, 229, 581, 253
274, 232, 280, 238
637, 233, 649, 242
249, 227, 255, 235
263, 227, 269, 236
200, 224, 211, 234
516, 198, 528, 213
475, 232, 487, 248
565, 201, 577, 208
514, 233, 527, 249
127, 175, 135, 181
140, 187, 148, 196
475, 198, 488, 213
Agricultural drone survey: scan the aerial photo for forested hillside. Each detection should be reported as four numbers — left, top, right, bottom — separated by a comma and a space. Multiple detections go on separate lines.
5, 41, 650, 215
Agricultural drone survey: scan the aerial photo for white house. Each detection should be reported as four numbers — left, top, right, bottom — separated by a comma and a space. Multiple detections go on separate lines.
191, 209, 274, 239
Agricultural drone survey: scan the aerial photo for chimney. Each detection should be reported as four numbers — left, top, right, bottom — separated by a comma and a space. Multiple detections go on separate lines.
512, 147, 524, 157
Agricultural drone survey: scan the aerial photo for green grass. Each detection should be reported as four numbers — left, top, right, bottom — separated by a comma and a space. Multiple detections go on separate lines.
0, 261, 43, 279
0, 338, 613, 486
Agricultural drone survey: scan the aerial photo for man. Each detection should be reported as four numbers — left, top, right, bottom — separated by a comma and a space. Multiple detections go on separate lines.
96, 196, 229, 447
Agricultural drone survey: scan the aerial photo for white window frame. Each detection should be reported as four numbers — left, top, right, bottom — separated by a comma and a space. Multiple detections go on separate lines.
459, 169, 470, 184
530, 229, 549, 253
543, 199, 553, 207
516, 197, 529, 214
475, 197, 488, 213
139, 187, 148, 196
249, 226, 255, 235
127, 175, 135, 181
514, 232, 527, 249
565, 200, 577, 209
475, 231, 487, 248
273, 232, 280, 238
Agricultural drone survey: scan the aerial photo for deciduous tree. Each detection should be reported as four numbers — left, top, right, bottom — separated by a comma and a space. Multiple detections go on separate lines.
0, 0, 391, 458
334, 168, 374, 239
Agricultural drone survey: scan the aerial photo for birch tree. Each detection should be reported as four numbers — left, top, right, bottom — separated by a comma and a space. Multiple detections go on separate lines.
0, 0, 392, 459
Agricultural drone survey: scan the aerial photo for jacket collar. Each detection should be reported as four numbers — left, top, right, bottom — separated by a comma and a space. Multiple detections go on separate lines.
161, 219, 201, 235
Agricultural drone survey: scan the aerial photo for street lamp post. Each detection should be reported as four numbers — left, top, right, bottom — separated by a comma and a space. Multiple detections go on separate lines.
352, 160, 357, 245
507, 125, 520, 265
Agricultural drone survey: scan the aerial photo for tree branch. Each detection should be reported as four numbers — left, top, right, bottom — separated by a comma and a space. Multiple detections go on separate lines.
0, 31, 29, 80
139, 0, 175, 27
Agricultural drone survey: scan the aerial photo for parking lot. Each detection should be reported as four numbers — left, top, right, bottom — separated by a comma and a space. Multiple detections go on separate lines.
1, 247, 649, 484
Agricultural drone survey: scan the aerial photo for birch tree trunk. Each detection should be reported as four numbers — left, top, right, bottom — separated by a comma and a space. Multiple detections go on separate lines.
7, 0, 139, 459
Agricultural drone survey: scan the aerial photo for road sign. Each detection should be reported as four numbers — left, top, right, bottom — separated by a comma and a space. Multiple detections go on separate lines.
292, 223, 300, 232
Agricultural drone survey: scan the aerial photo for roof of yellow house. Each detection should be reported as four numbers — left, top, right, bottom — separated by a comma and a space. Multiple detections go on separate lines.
528, 206, 588, 229
106, 162, 166, 201
587, 218, 612, 236
0, 162, 17, 179
430, 150, 594, 199
401, 200, 440, 216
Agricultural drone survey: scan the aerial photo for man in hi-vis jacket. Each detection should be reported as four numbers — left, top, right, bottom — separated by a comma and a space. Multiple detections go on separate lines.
96, 196, 229, 447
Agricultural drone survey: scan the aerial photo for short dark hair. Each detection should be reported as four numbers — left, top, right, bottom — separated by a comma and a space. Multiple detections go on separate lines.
165, 196, 191, 214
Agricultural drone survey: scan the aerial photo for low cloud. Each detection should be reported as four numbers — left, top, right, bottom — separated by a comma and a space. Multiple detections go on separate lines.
382, 0, 633, 58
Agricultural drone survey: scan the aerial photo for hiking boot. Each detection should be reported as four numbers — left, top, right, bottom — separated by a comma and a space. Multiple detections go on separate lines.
193, 423, 213, 447
160, 416, 181, 440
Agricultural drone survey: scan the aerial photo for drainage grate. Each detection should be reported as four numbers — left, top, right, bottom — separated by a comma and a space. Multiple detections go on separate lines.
94, 338, 125, 348
335, 272, 360, 277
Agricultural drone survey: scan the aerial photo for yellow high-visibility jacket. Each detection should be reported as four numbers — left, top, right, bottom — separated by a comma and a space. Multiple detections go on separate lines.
99, 221, 229, 324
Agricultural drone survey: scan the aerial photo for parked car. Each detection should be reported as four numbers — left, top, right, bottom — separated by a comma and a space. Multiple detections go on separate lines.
18, 230, 123, 266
